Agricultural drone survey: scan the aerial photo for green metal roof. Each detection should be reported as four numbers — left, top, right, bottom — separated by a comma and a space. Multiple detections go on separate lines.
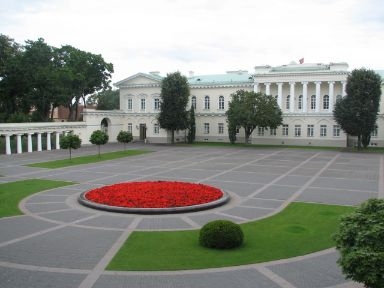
270, 63, 330, 72
188, 71, 253, 85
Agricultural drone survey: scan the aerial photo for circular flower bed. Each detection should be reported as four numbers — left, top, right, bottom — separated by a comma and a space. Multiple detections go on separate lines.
78, 181, 229, 214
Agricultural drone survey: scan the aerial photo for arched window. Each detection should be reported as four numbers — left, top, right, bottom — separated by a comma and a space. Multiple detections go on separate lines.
218, 96, 225, 110
286, 95, 290, 110
204, 96, 210, 110
311, 95, 316, 110
191, 96, 196, 109
298, 95, 303, 110
323, 95, 329, 109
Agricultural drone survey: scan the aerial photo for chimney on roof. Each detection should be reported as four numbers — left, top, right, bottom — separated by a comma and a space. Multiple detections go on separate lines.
189, 71, 194, 77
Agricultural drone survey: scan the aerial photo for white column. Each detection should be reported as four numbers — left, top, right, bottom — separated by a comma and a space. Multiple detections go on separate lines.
254, 82, 259, 93
27, 133, 33, 153
315, 81, 321, 112
289, 82, 295, 113
277, 82, 283, 108
328, 81, 335, 111
55, 131, 61, 150
5, 135, 11, 155
341, 81, 347, 97
265, 83, 271, 95
16, 134, 22, 154
37, 133, 42, 151
46, 132, 51, 151
302, 82, 308, 113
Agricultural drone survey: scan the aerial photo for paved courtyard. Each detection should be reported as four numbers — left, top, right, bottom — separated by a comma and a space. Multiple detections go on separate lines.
0, 143, 382, 288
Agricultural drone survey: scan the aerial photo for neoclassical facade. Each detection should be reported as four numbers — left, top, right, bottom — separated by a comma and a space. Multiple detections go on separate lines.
96, 61, 383, 147
1, 61, 383, 154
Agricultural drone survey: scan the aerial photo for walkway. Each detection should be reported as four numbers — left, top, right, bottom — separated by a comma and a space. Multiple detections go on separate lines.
1, 143, 380, 288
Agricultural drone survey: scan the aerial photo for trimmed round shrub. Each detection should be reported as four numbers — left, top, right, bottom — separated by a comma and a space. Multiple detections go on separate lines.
199, 220, 244, 249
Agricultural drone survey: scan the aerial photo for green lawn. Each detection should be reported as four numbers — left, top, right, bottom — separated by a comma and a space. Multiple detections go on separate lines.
26, 149, 151, 169
0, 179, 75, 217
107, 202, 355, 271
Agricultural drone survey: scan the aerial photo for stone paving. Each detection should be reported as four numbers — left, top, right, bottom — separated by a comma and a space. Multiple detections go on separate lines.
0, 143, 382, 288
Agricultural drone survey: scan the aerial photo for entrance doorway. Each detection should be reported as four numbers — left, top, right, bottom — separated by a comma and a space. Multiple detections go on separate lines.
139, 124, 146, 140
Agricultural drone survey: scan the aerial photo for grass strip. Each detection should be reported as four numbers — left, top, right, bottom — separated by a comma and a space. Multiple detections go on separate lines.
26, 149, 151, 169
0, 179, 74, 217
107, 202, 355, 271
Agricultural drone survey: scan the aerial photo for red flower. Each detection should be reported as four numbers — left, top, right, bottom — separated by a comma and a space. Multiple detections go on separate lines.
85, 181, 223, 208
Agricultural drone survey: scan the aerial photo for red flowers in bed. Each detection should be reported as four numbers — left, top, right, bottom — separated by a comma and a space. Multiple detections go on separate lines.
85, 181, 223, 208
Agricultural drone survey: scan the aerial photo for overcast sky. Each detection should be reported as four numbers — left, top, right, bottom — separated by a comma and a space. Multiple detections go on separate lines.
1, 0, 383, 84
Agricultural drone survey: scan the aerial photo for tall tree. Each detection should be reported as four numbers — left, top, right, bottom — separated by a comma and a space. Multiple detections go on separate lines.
333, 68, 382, 149
54, 45, 114, 120
187, 105, 196, 143
226, 90, 283, 144
158, 72, 190, 143
86, 89, 119, 110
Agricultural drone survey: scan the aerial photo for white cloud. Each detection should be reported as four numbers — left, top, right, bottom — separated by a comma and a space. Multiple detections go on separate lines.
1, 0, 383, 83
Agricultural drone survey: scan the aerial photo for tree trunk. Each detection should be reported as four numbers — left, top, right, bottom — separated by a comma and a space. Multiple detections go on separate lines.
357, 134, 362, 150
171, 130, 175, 144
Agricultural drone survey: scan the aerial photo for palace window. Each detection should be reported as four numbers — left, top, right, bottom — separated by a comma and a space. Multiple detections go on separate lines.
154, 98, 160, 111
323, 95, 329, 110
286, 95, 290, 110
311, 95, 316, 110
307, 124, 314, 137
127, 123, 132, 133
218, 96, 225, 110
333, 125, 340, 137
204, 96, 210, 110
154, 123, 160, 134
191, 96, 196, 109
258, 127, 264, 136
270, 128, 276, 136
371, 125, 378, 137
298, 95, 303, 110
204, 123, 210, 134
218, 123, 224, 134
320, 125, 327, 137
140, 98, 146, 111
294, 125, 301, 137
127, 98, 132, 110
282, 124, 289, 136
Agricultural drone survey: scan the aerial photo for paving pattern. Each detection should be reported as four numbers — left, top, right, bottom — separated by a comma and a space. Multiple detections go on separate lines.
0, 143, 381, 288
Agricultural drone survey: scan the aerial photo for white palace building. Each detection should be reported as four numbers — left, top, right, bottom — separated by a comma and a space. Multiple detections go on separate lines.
1, 61, 384, 154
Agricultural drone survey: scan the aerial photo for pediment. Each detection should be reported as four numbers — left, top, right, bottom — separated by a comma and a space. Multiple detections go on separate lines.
115, 73, 162, 87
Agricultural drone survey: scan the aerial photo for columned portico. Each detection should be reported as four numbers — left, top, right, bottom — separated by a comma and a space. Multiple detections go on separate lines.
56, 131, 61, 150
265, 83, 271, 95
302, 82, 308, 113
315, 81, 321, 112
16, 134, 22, 154
289, 82, 295, 113
28, 133, 33, 153
37, 133, 42, 152
341, 81, 347, 96
5, 135, 11, 155
46, 132, 52, 150
328, 81, 335, 111
277, 82, 283, 108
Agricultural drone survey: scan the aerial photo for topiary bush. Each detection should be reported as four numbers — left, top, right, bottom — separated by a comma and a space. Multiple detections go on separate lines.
199, 220, 244, 249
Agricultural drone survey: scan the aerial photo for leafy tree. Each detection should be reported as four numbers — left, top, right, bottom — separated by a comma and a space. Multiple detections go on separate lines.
334, 198, 384, 288
187, 105, 196, 143
59, 133, 82, 160
89, 130, 109, 157
226, 90, 283, 144
117, 130, 133, 150
158, 72, 190, 144
228, 122, 237, 144
333, 69, 382, 149
54, 45, 114, 120
87, 88, 119, 110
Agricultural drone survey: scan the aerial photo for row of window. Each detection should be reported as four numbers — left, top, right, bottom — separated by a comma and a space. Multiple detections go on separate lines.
127, 94, 342, 112
283, 94, 342, 110
127, 122, 379, 138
